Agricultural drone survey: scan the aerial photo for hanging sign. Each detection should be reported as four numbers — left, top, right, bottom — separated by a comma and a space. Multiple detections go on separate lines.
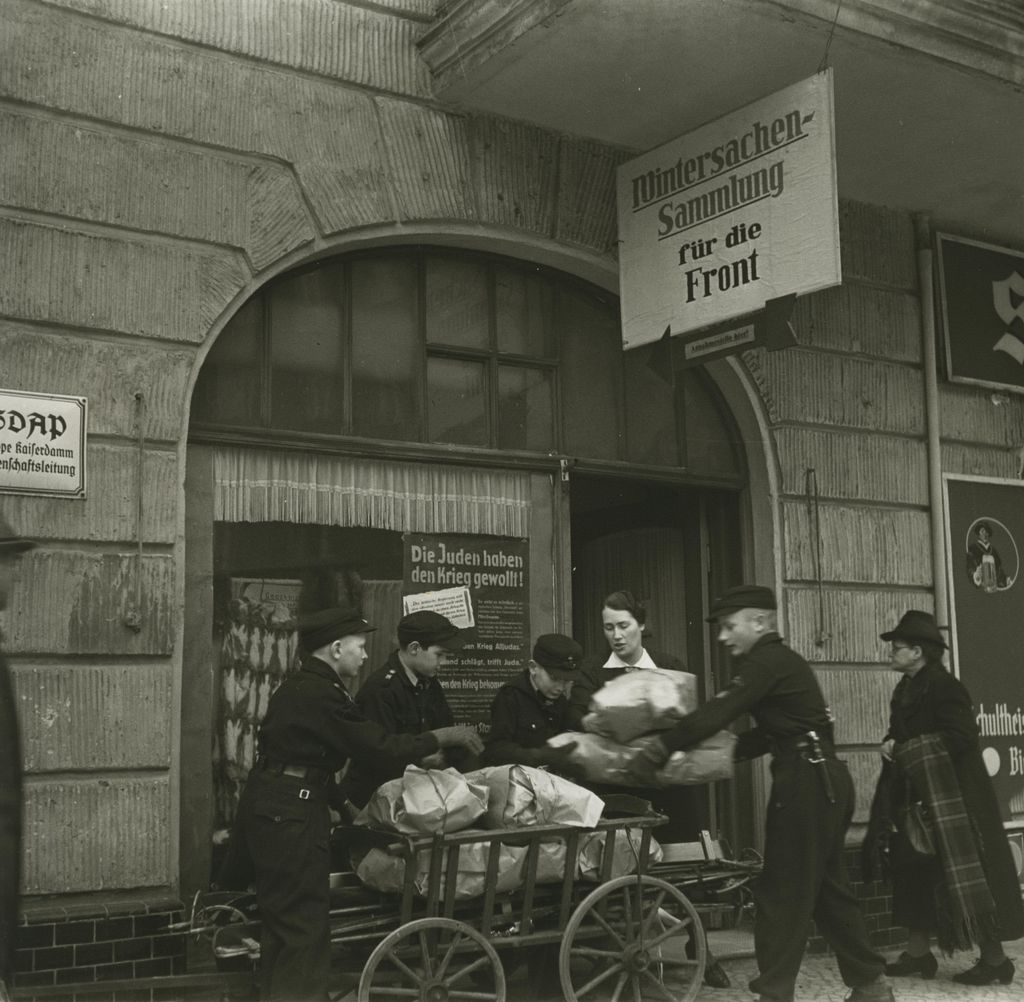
403, 533, 530, 733
616, 70, 840, 350
937, 233, 1024, 394
0, 388, 87, 498
943, 474, 1024, 819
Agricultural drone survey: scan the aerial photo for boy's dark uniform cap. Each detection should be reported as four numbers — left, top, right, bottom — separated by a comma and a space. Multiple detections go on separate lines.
880, 609, 947, 648
298, 605, 376, 651
532, 633, 583, 676
706, 584, 777, 622
397, 610, 466, 649
0, 514, 37, 552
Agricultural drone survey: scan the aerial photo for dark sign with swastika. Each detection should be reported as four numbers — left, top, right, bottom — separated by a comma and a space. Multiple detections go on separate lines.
938, 233, 1024, 394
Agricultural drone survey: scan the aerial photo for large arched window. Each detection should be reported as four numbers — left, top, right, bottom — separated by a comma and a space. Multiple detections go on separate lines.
191, 247, 743, 483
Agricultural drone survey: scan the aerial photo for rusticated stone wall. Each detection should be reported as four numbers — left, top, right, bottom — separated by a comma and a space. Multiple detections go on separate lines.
2, 0, 1021, 917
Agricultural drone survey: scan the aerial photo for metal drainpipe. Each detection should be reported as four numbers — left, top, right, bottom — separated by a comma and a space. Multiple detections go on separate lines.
915, 214, 949, 633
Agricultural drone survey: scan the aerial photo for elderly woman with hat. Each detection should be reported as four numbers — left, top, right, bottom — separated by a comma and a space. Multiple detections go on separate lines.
225, 605, 482, 1002
0, 515, 35, 1001
873, 610, 1023, 986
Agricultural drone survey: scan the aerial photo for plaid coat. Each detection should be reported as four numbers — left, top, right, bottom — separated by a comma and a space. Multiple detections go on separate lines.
886, 663, 1023, 945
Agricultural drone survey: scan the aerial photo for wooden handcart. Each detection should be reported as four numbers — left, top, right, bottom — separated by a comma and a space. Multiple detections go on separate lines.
180, 796, 759, 1002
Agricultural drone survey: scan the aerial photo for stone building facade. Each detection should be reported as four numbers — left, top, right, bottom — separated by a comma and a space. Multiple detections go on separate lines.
1, 0, 1022, 993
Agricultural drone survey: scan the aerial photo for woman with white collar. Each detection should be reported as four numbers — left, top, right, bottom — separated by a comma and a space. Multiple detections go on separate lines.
567, 589, 684, 729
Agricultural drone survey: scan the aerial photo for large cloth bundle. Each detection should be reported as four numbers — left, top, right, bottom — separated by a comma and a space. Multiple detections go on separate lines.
578, 828, 664, 881
354, 837, 527, 899
584, 668, 698, 743
657, 729, 736, 785
357, 766, 488, 834
548, 729, 735, 787
465, 764, 604, 829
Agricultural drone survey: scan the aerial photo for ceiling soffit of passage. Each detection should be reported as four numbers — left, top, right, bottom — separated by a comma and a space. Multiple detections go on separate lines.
417, 0, 1024, 249
420, 1, 1023, 97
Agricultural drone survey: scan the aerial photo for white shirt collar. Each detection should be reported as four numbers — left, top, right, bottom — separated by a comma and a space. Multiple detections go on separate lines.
603, 648, 658, 671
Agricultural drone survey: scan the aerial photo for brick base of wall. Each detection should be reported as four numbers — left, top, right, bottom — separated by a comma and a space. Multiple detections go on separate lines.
12, 894, 188, 1001
805, 846, 906, 955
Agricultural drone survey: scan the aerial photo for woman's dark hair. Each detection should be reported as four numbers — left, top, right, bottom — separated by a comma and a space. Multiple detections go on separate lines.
918, 640, 946, 667
602, 590, 646, 625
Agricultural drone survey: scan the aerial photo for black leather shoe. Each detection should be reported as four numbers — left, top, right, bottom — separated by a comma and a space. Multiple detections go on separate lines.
884, 951, 937, 979
702, 958, 730, 988
952, 957, 1014, 985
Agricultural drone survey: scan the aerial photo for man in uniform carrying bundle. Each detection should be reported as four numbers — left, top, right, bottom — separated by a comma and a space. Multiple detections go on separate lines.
627, 585, 894, 1002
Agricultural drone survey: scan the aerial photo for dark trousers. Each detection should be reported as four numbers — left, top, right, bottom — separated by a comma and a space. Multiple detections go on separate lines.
235, 771, 332, 1002
749, 755, 883, 1002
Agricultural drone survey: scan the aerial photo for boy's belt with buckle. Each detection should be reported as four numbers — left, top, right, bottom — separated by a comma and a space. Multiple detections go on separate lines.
258, 758, 332, 786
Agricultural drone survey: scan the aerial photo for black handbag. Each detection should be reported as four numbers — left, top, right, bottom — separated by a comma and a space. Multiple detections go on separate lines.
901, 800, 936, 857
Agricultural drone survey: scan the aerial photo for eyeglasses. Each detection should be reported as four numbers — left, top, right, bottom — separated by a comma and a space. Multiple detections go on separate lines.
889, 642, 915, 653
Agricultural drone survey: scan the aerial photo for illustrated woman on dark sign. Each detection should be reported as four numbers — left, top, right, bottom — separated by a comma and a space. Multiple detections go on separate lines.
966, 520, 1008, 592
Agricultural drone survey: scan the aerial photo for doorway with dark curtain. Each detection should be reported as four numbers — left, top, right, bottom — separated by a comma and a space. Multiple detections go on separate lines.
569, 473, 754, 854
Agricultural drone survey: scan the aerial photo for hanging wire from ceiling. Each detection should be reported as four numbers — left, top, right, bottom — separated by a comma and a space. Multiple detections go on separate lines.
817, 0, 844, 73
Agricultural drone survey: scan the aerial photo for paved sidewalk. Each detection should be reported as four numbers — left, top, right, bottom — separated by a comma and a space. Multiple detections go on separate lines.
689, 931, 1024, 1002
507, 930, 1023, 1002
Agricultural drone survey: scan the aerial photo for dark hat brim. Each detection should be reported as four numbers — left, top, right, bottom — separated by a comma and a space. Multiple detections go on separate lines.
537, 663, 579, 679
880, 627, 946, 648
436, 630, 469, 651
705, 606, 741, 623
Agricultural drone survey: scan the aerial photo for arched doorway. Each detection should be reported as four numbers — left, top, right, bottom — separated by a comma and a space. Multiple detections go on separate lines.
181, 245, 754, 894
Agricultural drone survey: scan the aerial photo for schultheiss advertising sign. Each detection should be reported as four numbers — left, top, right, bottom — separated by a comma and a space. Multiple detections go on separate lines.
616, 70, 841, 349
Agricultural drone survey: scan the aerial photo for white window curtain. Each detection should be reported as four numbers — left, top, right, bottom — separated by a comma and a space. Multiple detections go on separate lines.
213, 446, 532, 537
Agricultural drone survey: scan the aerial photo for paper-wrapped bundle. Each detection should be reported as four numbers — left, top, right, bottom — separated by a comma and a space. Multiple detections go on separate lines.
465, 764, 604, 829
659, 729, 736, 785
353, 836, 526, 899
357, 766, 488, 834
584, 668, 698, 743
547, 731, 634, 785
548, 730, 735, 787
534, 840, 570, 883
578, 828, 663, 881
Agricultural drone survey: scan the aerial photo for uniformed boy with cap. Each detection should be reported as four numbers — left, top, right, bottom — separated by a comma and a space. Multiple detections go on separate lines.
483, 633, 582, 769
626, 585, 893, 1002
345, 610, 484, 807
0, 515, 35, 1002
227, 606, 481, 1002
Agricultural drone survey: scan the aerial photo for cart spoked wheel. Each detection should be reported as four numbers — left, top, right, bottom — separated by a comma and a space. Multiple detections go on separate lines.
358, 917, 506, 1002
560, 875, 705, 1002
